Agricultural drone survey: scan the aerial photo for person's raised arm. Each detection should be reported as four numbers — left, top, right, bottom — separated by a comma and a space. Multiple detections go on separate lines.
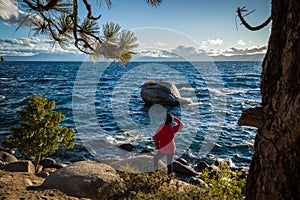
173, 117, 184, 132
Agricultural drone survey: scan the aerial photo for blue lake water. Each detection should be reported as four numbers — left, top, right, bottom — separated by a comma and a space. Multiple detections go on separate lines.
0, 61, 262, 167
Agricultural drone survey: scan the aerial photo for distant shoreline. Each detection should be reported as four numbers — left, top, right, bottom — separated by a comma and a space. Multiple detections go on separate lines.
1, 60, 263, 63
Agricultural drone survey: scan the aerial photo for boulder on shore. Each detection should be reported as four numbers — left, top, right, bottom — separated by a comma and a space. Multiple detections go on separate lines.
172, 160, 199, 176
0, 151, 18, 163
39, 157, 56, 168
41, 160, 122, 199
109, 154, 167, 173
141, 80, 192, 106
1, 160, 35, 174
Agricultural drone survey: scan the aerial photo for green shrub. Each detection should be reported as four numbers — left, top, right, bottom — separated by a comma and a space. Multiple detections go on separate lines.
3, 95, 75, 169
98, 171, 210, 200
200, 161, 246, 200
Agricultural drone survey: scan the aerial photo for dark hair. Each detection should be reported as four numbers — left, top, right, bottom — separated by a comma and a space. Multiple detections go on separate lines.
165, 113, 173, 124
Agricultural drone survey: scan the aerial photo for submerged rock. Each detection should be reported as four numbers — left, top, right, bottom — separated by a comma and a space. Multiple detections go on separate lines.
141, 80, 192, 106
119, 143, 135, 152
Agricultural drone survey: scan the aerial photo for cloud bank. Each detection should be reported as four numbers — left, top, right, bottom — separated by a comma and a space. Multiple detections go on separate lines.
0, 36, 267, 61
0, 37, 87, 61
134, 44, 267, 61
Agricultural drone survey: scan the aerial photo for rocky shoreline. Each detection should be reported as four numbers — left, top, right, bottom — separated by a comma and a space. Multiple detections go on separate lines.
0, 146, 248, 199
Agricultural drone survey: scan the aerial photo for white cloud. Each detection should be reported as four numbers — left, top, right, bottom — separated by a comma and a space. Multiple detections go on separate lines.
208, 39, 223, 45
200, 39, 223, 49
237, 39, 246, 46
0, 0, 42, 27
0, 0, 19, 22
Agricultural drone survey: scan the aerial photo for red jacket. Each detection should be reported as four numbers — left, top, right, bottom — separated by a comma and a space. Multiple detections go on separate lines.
154, 118, 184, 154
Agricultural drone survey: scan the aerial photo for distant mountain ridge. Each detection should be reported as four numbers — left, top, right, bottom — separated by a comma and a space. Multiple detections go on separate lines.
2, 52, 265, 62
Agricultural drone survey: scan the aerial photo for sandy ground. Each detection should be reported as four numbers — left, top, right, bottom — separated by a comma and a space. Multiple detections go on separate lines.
0, 170, 88, 200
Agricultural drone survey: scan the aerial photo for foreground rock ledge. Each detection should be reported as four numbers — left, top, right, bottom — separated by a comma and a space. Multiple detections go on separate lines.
41, 160, 122, 199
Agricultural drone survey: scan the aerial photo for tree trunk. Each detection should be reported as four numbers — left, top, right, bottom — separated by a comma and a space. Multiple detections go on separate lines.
34, 153, 41, 171
246, 0, 300, 199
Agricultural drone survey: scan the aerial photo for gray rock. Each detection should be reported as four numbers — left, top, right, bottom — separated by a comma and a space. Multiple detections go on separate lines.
51, 162, 68, 169
196, 161, 209, 172
176, 157, 188, 165
0, 147, 15, 155
40, 157, 56, 168
109, 154, 166, 173
36, 165, 43, 173
42, 168, 58, 174
0, 151, 18, 163
41, 160, 122, 199
36, 171, 50, 178
173, 161, 198, 176
119, 143, 135, 151
141, 80, 192, 106
1, 160, 35, 173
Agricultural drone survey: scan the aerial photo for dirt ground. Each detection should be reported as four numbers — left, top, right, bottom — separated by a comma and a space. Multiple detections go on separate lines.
0, 170, 88, 200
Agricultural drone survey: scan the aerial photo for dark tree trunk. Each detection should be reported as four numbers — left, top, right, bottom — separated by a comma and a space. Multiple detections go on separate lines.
246, 0, 300, 199
34, 153, 41, 171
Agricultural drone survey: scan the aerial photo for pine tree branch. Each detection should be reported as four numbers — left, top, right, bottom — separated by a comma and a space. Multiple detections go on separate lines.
42, 0, 60, 11
82, 0, 102, 20
237, 7, 271, 31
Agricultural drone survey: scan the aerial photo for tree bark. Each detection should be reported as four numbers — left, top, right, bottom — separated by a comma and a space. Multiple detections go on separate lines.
246, 0, 300, 199
34, 153, 41, 172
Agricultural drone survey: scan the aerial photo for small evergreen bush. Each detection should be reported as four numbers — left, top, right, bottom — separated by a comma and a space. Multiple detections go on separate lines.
3, 95, 75, 169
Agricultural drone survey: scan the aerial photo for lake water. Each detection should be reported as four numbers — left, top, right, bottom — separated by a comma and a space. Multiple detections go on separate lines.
0, 61, 261, 167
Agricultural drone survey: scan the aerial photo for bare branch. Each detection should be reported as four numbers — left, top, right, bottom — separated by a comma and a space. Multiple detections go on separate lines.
237, 7, 271, 31
82, 0, 101, 20
145, 0, 163, 7
75, 38, 93, 54
43, 0, 60, 11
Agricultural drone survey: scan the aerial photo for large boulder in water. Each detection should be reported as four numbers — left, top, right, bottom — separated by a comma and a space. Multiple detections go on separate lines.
141, 80, 192, 106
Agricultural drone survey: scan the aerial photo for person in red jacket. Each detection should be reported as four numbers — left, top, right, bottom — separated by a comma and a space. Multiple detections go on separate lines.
153, 113, 184, 174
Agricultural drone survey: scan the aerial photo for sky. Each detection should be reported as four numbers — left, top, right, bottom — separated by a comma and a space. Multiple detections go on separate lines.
0, 0, 271, 61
